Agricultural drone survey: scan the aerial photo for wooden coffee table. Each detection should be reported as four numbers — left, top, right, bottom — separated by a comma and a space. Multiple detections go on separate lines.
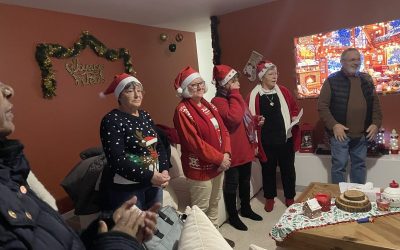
276, 182, 400, 250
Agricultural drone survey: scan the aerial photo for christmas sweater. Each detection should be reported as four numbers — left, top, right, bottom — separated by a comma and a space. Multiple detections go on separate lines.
100, 109, 169, 185
173, 99, 231, 181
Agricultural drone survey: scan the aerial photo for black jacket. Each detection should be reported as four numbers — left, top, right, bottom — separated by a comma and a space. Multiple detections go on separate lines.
0, 139, 143, 250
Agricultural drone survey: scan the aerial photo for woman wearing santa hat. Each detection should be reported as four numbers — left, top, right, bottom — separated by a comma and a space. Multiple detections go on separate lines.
247, 61, 300, 212
173, 66, 231, 228
211, 64, 263, 231
99, 73, 170, 212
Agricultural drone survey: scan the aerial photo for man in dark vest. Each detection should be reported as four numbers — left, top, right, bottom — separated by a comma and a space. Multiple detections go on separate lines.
318, 48, 382, 184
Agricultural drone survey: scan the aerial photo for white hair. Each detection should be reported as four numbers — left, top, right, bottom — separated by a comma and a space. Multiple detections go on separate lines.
179, 84, 208, 99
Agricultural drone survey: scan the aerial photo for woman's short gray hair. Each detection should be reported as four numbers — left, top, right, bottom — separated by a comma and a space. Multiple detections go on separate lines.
118, 81, 144, 105
123, 82, 143, 91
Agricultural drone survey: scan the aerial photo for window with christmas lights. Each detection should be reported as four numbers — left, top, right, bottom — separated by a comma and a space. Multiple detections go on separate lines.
294, 19, 400, 99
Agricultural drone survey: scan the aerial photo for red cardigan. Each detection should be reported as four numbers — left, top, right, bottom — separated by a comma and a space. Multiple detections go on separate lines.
173, 99, 231, 181
247, 85, 300, 163
211, 89, 255, 167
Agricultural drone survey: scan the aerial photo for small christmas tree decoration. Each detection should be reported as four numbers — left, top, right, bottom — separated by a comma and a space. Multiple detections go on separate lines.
376, 127, 389, 155
390, 129, 399, 154
377, 127, 385, 145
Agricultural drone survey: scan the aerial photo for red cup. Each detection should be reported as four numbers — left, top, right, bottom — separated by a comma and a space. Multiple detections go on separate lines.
315, 193, 331, 212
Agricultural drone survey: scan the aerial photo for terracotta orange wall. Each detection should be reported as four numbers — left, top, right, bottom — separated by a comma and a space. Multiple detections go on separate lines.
0, 4, 197, 210
219, 0, 400, 143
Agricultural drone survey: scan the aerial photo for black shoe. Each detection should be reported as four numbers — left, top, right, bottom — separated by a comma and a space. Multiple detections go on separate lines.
229, 216, 248, 231
224, 237, 235, 248
241, 207, 263, 221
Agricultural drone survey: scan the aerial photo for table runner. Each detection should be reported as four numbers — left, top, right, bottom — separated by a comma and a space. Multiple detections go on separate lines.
270, 200, 400, 242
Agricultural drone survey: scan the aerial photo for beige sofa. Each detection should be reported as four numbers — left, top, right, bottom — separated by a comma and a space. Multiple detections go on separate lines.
163, 144, 263, 226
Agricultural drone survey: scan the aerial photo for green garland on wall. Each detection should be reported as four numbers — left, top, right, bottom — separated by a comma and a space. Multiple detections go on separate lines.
35, 31, 135, 99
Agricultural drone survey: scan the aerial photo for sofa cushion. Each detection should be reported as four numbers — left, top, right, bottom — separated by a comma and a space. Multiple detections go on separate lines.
178, 205, 232, 250
162, 185, 178, 210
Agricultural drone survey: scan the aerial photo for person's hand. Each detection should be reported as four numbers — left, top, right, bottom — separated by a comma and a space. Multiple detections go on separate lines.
229, 81, 240, 90
98, 196, 145, 240
333, 123, 349, 142
366, 124, 379, 141
111, 196, 139, 223
160, 170, 170, 188
136, 202, 161, 243
218, 153, 231, 172
257, 116, 265, 126
161, 170, 169, 178
111, 207, 145, 236
151, 171, 170, 187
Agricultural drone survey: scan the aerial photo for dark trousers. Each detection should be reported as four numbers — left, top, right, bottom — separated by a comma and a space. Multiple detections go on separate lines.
261, 139, 296, 199
101, 184, 162, 211
223, 162, 252, 207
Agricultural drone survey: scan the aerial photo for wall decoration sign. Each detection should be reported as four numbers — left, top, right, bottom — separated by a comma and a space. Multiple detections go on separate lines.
35, 31, 134, 99
65, 58, 105, 85
294, 18, 400, 99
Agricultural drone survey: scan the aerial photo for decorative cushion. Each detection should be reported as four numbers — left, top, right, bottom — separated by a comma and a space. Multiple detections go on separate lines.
178, 205, 232, 250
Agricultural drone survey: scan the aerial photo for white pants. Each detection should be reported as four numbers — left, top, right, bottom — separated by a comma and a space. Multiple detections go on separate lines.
188, 173, 224, 227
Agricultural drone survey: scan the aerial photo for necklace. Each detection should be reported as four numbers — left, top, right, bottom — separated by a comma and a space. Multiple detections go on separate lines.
266, 94, 274, 106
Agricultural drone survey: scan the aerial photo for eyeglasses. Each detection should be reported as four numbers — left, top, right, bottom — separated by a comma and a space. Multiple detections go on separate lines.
188, 81, 205, 88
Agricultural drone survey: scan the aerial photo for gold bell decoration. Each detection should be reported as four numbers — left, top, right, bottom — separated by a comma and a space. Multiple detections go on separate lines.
160, 33, 168, 41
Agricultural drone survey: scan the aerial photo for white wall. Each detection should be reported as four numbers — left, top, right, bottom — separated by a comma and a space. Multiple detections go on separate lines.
195, 23, 216, 102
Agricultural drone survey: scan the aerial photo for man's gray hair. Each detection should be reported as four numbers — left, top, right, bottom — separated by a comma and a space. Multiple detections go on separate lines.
340, 48, 360, 62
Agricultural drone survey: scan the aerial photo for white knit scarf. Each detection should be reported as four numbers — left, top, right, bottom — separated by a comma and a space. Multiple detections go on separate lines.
248, 84, 291, 142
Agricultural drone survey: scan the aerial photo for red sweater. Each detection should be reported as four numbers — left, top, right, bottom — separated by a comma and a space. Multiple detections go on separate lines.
211, 89, 255, 167
173, 99, 231, 181
247, 85, 300, 163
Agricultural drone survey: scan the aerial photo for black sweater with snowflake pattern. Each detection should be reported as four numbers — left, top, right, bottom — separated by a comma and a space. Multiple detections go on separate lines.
100, 109, 169, 186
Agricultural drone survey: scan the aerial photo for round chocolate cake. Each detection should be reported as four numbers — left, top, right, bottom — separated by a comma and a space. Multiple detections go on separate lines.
335, 190, 371, 213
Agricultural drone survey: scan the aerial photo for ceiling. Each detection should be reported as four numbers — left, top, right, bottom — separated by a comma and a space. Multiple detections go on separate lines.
0, 0, 275, 32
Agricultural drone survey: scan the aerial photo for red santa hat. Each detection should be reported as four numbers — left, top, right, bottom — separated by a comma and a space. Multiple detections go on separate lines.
213, 65, 238, 86
100, 73, 141, 99
174, 66, 201, 95
256, 60, 276, 81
